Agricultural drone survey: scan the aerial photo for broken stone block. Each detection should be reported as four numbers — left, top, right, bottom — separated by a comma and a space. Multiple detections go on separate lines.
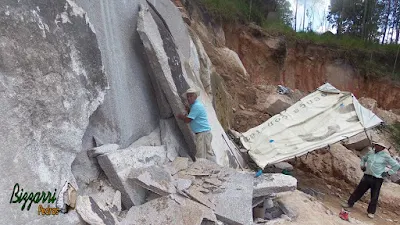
120, 195, 216, 225
97, 145, 167, 208
175, 178, 192, 191
76, 196, 117, 225
160, 118, 190, 161
253, 174, 297, 198
87, 144, 120, 158
342, 132, 371, 151
129, 165, 176, 196
184, 187, 215, 210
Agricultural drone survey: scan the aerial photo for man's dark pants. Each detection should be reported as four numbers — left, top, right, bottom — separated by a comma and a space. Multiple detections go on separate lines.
347, 174, 383, 214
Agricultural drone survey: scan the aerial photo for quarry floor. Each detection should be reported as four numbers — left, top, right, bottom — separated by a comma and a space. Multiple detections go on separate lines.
294, 169, 399, 225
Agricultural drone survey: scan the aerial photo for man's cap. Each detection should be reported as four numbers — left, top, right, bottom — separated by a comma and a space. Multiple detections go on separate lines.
182, 87, 200, 98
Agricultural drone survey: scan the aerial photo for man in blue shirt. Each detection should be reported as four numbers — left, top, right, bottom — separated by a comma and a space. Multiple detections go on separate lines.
177, 88, 215, 161
342, 142, 400, 218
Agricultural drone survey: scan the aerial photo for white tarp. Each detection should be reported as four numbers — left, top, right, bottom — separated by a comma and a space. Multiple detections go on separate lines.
240, 83, 383, 168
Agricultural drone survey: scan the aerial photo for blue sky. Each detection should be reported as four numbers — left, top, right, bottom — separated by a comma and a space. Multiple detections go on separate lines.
286, 0, 335, 33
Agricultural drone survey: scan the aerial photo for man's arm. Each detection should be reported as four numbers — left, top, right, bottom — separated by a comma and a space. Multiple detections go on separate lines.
386, 155, 400, 175
177, 114, 192, 123
360, 149, 372, 169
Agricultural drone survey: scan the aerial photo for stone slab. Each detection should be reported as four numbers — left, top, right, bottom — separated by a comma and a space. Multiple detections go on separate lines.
212, 169, 254, 225
137, 3, 245, 168
147, 0, 191, 59
137, 3, 197, 159
129, 165, 176, 196
253, 174, 297, 198
175, 178, 192, 191
184, 187, 215, 210
97, 146, 166, 208
120, 195, 216, 225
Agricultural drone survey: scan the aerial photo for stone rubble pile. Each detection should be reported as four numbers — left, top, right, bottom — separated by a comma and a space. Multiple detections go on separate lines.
77, 146, 298, 225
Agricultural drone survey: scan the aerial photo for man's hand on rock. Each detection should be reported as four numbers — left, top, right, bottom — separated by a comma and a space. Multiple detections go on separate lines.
177, 114, 186, 120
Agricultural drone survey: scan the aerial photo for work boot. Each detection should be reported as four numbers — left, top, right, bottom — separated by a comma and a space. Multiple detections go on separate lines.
367, 213, 374, 219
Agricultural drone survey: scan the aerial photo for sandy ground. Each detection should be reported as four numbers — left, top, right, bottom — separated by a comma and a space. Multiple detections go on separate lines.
288, 169, 400, 225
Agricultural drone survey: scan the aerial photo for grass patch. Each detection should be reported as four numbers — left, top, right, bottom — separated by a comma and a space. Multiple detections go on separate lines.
385, 123, 400, 152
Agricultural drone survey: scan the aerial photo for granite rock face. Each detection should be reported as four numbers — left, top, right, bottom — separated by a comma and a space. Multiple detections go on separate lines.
0, 1, 107, 224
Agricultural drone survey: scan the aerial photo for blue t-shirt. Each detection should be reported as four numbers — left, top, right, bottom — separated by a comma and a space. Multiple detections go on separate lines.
187, 99, 211, 133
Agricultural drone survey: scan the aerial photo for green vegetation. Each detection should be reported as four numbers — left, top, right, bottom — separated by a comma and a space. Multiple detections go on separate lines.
196, 0, 400, 80
385, 123, 400, 152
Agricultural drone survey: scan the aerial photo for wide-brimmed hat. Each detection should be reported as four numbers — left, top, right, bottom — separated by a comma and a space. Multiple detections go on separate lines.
372, 141, 388, 149
182, 87, 200, 98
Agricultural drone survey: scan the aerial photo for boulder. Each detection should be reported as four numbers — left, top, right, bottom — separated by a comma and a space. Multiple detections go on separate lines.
97, 146, 167, 208
256, 93, 294, 116
390, 172, 400, 184
358, 97, 378, 112
120, 195, 217, 225
379, 182, 400, 213
212, 47, 249, 80
342, 132, 372, 151
0, 1, 107, 224
376, 108, 400, 125
160, 118, 189, 161
253, 174, 297, 197
297, 144, 364, 187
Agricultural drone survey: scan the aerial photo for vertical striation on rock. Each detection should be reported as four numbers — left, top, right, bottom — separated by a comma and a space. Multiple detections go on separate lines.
0, 0, 107, 224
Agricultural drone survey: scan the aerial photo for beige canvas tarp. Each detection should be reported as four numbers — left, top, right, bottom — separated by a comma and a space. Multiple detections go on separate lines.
240, 83, 383, 168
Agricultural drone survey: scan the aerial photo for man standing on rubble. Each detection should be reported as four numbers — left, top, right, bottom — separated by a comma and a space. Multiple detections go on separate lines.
342, 142, 400, 219
177, 87, 216, 162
